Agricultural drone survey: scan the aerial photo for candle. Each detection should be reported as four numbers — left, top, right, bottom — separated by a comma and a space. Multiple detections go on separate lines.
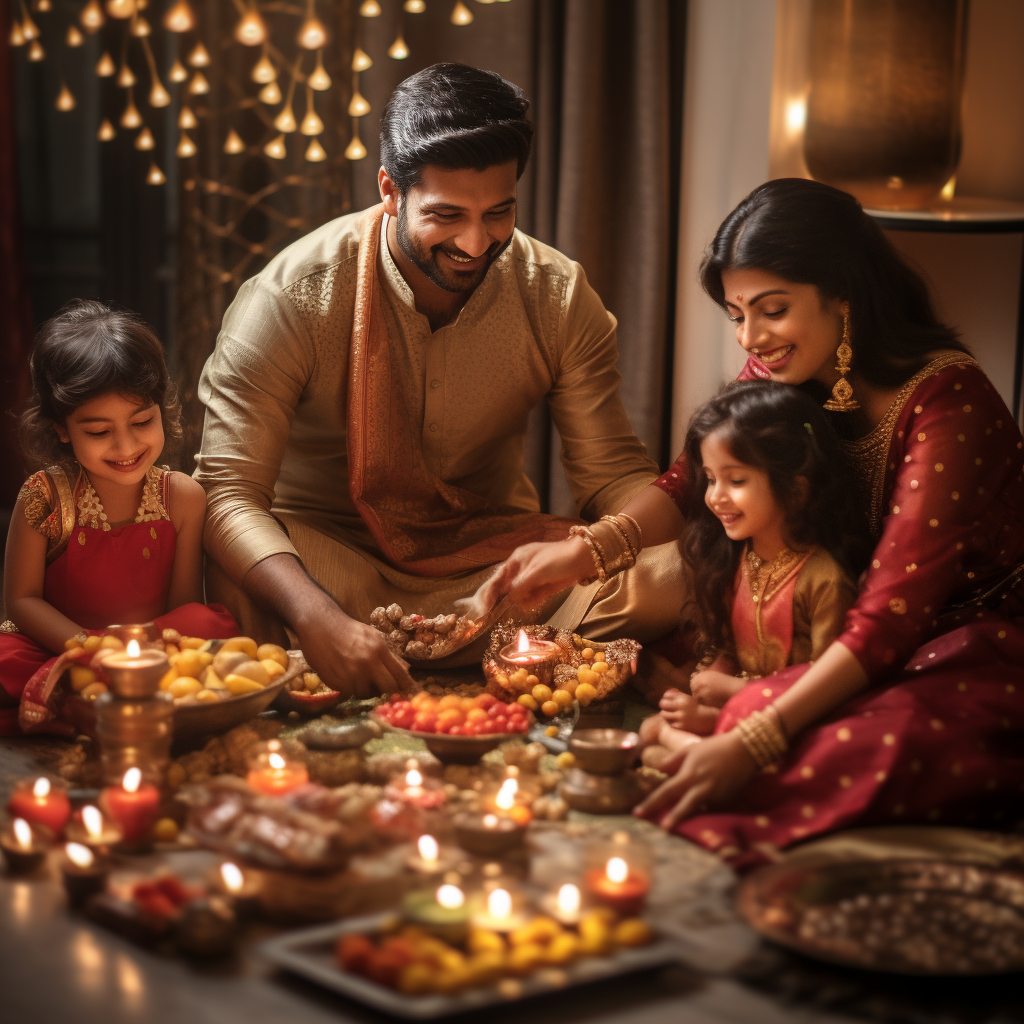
105, 622, 157, 646
100, 639, 169, 698
471, 885, 527, 933
7, 776, 71, 835
405, 833, 460, 875
65, 804, 123, 854
402, 882, 471, 944
0, 818, 50, 874
498, 630, 560, 687
61, 841, 109, 907
100, 767, 161, 844
584, 856, 650, 916
453, 811, 526, 856
493, 776, 533, 826
384, 761, 447, 810
246, 740, 309, 796
539, 882, 586, 926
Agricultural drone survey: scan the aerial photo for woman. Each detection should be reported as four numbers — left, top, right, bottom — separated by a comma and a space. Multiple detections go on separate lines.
478, 179, 1024, 865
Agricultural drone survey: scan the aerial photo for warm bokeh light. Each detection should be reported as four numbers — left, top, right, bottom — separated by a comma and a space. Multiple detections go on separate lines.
66, 842, 94, 868
162, 0, 195, 32
177, 132, 197, 158
405, 768, 423, 788
82, 805, 103, 840
487, 887, 512, 920
251, 55, 277, 84
223, 129, 246, 154
308, 51, 331, 90
80, 0, 105, 31
187, 42, 210, 66
483, 813, 499, 828
436, 884, 464, 909
96, 51, 115, 76
304, 137, 327, 162
348, 91, 370, 117
32, 777, 51, 799
106, 0, 136, 19
451, 1, 474, 26
258, 81, 282, 105
388, 33, 409, 60
235, 8, 268, 46
13, 818, 32, 851
97, 119, 116, 141
134, 127, 155, 151
263, 134, 287, 159
220, 862, 244, 893
606, 856, 628, 883
149, 82, 171, 108
268, 752, 286, 770
359, 0, 381, 15
169, 59, 188, 82
66, 26, 85, 46
351, 47, 373, 72
417, 834, 439, 863
557, 883, 581, 915
178, 105, 197, 129
122, 768, 142, 794
145, 163, 166, 186
297, 16, 327, 50
188, 72, 210, 95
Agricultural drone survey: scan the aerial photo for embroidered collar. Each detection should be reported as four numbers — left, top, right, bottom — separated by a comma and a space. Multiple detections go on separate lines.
744, 544, 807, 604
76, 465, 167, 531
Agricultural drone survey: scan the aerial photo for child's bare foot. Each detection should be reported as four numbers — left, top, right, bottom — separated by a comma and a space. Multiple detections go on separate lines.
659, 689, 719, 735
689, 669, 748, 709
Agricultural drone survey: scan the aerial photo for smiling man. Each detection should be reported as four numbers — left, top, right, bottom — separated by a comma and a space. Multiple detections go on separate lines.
195, 64, 677, 696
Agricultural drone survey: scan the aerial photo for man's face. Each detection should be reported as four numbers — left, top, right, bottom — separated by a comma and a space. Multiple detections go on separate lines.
389, 162, 518, 294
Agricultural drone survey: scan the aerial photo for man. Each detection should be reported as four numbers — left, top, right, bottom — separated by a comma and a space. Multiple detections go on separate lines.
196, 64, 684, 696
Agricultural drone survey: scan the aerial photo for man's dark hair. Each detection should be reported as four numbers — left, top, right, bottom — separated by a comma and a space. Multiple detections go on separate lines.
380, 63, 533, 192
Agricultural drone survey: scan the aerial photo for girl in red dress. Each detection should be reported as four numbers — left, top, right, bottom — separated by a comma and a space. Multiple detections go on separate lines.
479, 179, 1024, 865
640, 382, 862, 760
0, 300, 237, 735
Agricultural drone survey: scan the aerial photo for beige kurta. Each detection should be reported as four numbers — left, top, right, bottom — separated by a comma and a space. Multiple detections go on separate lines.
196, 209, 684, 650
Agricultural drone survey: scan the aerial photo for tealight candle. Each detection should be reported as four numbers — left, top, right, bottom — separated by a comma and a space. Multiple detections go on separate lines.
100, 767, 161, 846
584, 855, 650, 916
246, 740, 309, 796
402, 881, 471, 944
384, 761, 447, 810
405, 834, 461, 875
453, 811, 526, 857
7, 776, 71, 835
492, 777, 533, 825
471, 885, 526, 933
0, 818, 50, 874
100, 639, 168, 698
540, 882, 586, 926
64, 804, 123, 855
498, 629, 560, 687
61, 841, 109, 906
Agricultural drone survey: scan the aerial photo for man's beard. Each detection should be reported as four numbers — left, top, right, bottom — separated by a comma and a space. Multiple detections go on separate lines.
395, 203, 510, 294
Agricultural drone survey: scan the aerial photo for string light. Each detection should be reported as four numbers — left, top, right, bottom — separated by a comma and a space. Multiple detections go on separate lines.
27, 39, 44, 61
359, 0, 381, 14
9, 22, 25, 46
120, 91, 142, 128
65, 25, 85, 46
106, 0, 136, 18
130, 15, 151, 36
96, 51, 115, 76
145, 162, 166, 185
234, 5, 267, 46
308, 50, 331, 90
116, 62, 136, 88
187, 42, 210, 66
348, 89, 370, 117
37, 0, 52, 11
297, 11, 327, 49
274, 100, 297, 133
178, 105, 197, 129
305, 137, 326, 162
162, 0, 195, 32
223, 129, 246, 154
403, 0, 426, 11
300, 86, 323, 135
351, 47, 372, 72
97, 119, 116, 140
388, 32, 409, 59
176, 131, 197, 157
134, 126, 155, 150
20, 9, 40, 39
451, 1, 473, 25
189, 71, 210, 95
149, 81, 171, 107
345, 126, 367, 161
169, 59, 188, 82
55, 83, 76, 111
263, 134, 287, 159
258, 80, 282, 104
79, 0, 105, 31
251, 52, 277, 83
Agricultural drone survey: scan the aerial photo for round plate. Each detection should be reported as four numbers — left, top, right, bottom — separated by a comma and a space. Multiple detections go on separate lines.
738, 846, 1024, 975
371, 711, 533, 764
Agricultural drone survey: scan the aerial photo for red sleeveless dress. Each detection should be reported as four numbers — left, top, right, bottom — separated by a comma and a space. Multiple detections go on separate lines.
0, 464, 237, 735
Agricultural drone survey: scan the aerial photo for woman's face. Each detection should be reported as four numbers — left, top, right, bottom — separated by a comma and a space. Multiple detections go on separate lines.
720, 268, 845, 388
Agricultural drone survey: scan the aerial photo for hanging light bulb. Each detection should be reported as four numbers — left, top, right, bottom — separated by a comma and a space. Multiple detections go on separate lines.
105, 0, 135, 18
351, 47, 372, 71
37, 0, 52, 11
27, 38, 44, 60
134, 126, 155, 150
169, 59, 187, 82
55, 83, 76, 111
274, 101, 297, 133
65, 25, 85, 46
450, 1, 472, 25
80, 0, 105, 31
223, 128, 245, 154
308, 50, 330, 90
297, 15, 327, 49
176, 131, 197, 157
188, 71, 209, 94
305, 137, 326, 162
97, 118, 116, 140
358, 0, 381, 14
116, 63, 136, 87
263, 134, 286, 159
130, 15, 151, 35
120, 92, 142, 128
178, 105, 197, 129
348, 90, 370, 117
95, 50, 115, 76
300, 87, 323, 135
187, 41, 210, 66
258, 80, 281, 105
403, 0, 426, 11
234, 6, 267, 46
20, 12, 40, 39
10, 21, 25, 46
162, 0, 194, 32
149, 79, 171, 107
387, 32, 409, 59
251, 53, 276, 83
345, 130, 367, 161
146, 162, 166, 185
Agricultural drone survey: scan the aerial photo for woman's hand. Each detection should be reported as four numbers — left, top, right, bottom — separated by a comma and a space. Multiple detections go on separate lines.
633, 731, 757, 831
471, 537, 595, 613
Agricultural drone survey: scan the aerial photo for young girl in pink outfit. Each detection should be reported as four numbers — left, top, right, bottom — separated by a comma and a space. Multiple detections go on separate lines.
0, 300, 237, 735
640, 382, 866, 766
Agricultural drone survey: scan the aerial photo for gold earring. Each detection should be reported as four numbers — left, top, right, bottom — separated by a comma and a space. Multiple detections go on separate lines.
823, 309, 859, 412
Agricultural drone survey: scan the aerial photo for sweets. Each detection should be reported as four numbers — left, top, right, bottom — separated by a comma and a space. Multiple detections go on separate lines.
376, 692, 530, 737
369, 604, 466, 660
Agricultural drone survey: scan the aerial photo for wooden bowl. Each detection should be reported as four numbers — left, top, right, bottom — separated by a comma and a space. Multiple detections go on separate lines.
371, 712, 532, 765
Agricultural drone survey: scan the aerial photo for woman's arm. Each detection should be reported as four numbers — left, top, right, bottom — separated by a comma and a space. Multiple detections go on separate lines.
165, 473, 207, 610
4, 500, 83, 654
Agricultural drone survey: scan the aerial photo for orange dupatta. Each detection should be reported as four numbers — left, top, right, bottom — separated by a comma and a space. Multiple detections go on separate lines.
347, 206, 582, 577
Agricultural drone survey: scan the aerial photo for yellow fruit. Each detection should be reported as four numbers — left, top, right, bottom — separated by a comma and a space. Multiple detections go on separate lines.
153, 817, 179, 842
169, 676, 203, 698
468, 928, 505, 955
613, 919, 653, 947
592, 660, 609, 674
179, 636, 205, 650
531, 683, 552, 703
69, 666, 98, 691
593, 651, 606, 662
545, 932, 579, 964
510, 667, 529, 686
203, 669, 227, 690
159, 667, 178, 691
579, 913, 612, 947
212, 650, 249, 679
83, 635, 103, 652
466, 951, 505, 985
541, 700, 560, 717
164, 643, 179, 657
552, 688, 573, 707
434, 966, 472, 994
556, 751, 576, 769
525, 674, 540, 688
220, 636, 258, 659
506, 943, 544, 975
575, 682, 598, 706
397, 963, 435, 995
528, 916, 561, 942
195, 688, 221, 703
172, 649, 205, 678
545, 725, 559, 738
230, 660, 270, 685
99, 635, 124, 650
257, 643, 289, 668
578, 933, 611, 957
303, 671, 322, 692
581, 647, 594, 660
162, 628, 182, 645
517, 693, 539, 711
260, 658, 286, 679
65, 637, 83, 652
223, 673, 264, 694
80, 682, 109, 699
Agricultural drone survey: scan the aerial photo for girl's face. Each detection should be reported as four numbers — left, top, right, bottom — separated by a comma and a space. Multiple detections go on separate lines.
701, 429, 788, 560
57, 392, 164, 489
720, 267, 845, 388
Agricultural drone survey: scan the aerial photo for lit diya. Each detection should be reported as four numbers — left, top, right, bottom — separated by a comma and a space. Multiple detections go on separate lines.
65, 804, 123, 855
211, 861, 262, 920
246, 740, 309, 796
100, 638, 168, 698
61, 841, 110, 906
0, 818, 51, 875
405, 833, 461, 876
7, 776, 71, 836
584, 854, 650, 917
384, 761, 446, 810
402, 879, 471, 944
471, 884, 526, 933
100, 767, 161, 847
540, 882, 586, 926
498, 629, 560, 688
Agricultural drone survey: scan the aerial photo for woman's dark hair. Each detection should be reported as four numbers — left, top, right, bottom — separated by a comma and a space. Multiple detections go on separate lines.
679, 380, 871, 658
19, 299, 181, 471
700, 178, 967, 389
380, 63, 533, 193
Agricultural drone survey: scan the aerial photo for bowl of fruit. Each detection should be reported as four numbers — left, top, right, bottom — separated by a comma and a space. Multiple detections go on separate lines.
373, 692, 534, 764
272, 656, 349, 716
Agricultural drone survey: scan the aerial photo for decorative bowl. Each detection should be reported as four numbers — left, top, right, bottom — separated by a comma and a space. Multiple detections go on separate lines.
371, 713, 532, 765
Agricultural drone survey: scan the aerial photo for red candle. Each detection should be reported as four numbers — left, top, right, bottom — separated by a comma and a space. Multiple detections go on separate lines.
100, 768, 161, 842
7, 777, 71, 835
246, 744, 309, 796
584, 856, 650, 916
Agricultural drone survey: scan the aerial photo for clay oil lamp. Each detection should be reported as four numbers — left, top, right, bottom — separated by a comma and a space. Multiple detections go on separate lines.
402, 878, 471, 944
211, 861, 262, 921
405, 834, 461, 877
454, 811, 526, 857
100, 638, 168, 698
61, 841, 110, 906
539, 882, 587, 926
100, 767, 161, 849
246, 740, 309, 796
384, 761, 446, 811
7, 776, 71, 836
498, 629, 560, 689
65, 804, 123, 856
583, 835, 651, 917
1, 818, 52, 875
471, 884, 527, 934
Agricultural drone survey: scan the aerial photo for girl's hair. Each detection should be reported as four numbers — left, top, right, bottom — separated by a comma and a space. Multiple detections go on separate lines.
19, 299, 181, 472
700, 178, 967, 390
679, 380, 871, 658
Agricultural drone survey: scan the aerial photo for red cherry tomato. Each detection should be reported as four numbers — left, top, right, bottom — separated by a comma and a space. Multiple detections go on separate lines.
491, 715, 507, 730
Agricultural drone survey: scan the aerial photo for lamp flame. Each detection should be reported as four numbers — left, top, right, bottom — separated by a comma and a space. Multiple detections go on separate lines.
482, 813, 498, 828
220, 862, 244, 894
32, 777, 51, 799
436, 883, 464, 909
66, 842, 94, 869
122, 767, 142, 794
487, 887, 512, 920
557, 883, 581, 915
268, 752, 286, 770
126, 639, 141, 658
13, 819, 32, 851
405, 768, 423, 787
516, 629, 530, 653
495, 778, 517, 811
82, 805, 103, 840
606, 856, 628, 884
417, 834, 439, 863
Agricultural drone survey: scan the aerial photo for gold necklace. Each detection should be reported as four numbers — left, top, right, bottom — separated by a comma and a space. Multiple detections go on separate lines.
744, 545, 805, 605
76, 466, 166, 530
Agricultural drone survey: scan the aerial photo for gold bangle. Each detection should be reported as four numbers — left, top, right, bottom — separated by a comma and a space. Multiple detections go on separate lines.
568, 525, 607, 584
735, 707, 788, 770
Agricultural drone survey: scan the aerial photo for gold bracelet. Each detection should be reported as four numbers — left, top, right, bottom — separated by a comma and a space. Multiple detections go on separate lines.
568, 525, 607, 584
735, 706, 788, 769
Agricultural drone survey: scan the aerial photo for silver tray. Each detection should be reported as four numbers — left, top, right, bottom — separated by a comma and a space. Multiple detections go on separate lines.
259, 911, 684, 1019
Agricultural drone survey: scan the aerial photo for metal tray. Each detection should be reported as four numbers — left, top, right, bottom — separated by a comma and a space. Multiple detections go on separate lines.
259, 912, 684, 1019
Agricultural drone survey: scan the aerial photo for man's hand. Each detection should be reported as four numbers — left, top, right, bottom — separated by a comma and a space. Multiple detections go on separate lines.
471, 537, 595, 613
632, 731, 757, 831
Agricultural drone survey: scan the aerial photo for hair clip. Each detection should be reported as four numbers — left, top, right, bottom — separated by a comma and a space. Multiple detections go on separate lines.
803, 422, 814, 435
